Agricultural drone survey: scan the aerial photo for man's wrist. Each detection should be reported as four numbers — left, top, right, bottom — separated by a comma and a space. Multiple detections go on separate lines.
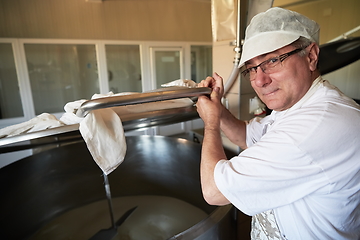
204, 124, 221, 132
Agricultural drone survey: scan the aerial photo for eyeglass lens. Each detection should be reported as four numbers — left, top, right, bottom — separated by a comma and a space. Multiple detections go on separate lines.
241, 47, 304, 81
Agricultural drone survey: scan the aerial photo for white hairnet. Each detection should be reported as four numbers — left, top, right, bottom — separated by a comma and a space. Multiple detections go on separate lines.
239, 7, 320, 67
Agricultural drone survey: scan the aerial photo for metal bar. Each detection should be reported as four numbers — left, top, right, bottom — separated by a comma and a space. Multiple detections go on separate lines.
75, 87, 211, 117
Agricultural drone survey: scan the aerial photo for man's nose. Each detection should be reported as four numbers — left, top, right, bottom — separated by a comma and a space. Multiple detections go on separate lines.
252, 68, 271, 87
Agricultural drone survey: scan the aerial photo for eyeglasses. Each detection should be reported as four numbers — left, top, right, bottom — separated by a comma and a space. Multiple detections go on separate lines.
241, 47, 306, 81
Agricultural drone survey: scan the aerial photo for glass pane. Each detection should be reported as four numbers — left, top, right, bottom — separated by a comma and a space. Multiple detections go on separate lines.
0, 43, 23, 119
105, 45, 142, 93
25, 44, 99, 115
155, 51, 181, 89
191, 45, 212, 83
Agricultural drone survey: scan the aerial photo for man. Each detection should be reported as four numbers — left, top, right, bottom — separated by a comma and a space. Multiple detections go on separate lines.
196, 7, 360, 240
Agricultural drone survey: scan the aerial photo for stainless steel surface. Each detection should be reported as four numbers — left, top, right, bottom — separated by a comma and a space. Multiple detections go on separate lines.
319, 37, 360, 75
0, 106, 199, 151
76, 87, 211, 117
0, 124, 79, 148
0, 135, 237, 240
0, 87, 210, 149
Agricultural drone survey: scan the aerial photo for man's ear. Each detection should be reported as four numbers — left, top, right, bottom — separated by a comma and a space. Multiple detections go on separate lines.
308, 43, 320, 71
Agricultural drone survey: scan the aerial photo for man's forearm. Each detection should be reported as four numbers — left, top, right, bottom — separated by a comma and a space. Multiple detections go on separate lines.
200, 126, 230, 206
219, 107, 248, 150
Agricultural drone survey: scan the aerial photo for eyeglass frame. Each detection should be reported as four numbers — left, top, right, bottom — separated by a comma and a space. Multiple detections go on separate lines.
241, 46, 307, 81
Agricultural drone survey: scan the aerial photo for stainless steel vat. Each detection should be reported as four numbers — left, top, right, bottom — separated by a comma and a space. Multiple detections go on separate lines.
0, 135, 237, 239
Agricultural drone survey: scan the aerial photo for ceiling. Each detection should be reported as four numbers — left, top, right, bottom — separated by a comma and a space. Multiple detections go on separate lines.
86, 0, 211, 2
86, 0, 320, 7
273, 0, 321, 8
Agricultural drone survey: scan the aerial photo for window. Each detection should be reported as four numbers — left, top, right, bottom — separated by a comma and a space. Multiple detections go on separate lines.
151, 48, 183, 89
24, 44, 99, 114
105, 45, 142, 93
191, 45, 212, 83
0, 43, 23, 119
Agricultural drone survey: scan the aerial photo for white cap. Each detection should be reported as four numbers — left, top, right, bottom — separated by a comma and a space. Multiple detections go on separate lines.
239, 7, 320, 68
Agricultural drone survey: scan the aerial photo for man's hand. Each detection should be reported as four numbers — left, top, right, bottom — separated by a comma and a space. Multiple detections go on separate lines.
197, 72, 224, 98
196, 73, 225, 130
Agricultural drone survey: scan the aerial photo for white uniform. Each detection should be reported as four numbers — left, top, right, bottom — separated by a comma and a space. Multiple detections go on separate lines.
214, 77, 360, 240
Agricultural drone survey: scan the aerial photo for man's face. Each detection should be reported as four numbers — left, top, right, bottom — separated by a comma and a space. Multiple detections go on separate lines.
246, 43, 317, 111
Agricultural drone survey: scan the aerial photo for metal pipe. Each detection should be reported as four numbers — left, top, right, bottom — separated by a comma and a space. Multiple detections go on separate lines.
328, 25, 360, 42
223, 0, 241, 96
76, 87, 211, 118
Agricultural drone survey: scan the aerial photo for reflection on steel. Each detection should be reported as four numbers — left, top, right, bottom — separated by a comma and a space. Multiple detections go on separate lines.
121, 106, 199, 132
76, 87, 211, 117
